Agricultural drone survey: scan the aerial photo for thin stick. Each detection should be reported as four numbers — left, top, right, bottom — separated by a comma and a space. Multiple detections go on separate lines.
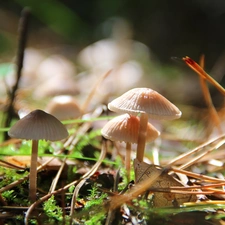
49, 157, 67, 193
177, 136, 225, 170
172, 167, 225, 182
81, 70, 112, 113
3, 8, 30, 140
105, 169, 121, 225
183, 56, 225, 96
167, 134, 225, 167
198, 55, 222, 134
184, 200, 225, 206
0, 159, 26, 170
136, 113, 148, 162
0, 153, 62, 193
64, 106, 103, 150
152, 182, 225, 190
148, 189, 225, 195
69, 179, 86, 225
29, 140, 38, 203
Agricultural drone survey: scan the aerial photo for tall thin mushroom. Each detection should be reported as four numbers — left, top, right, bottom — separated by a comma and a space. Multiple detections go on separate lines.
8, 109, 68, 202
108, 88, 181, 162
101, 113, 160, 180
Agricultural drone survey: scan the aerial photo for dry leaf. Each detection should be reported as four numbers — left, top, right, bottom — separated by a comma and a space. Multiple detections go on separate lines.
134, 159, 197, 207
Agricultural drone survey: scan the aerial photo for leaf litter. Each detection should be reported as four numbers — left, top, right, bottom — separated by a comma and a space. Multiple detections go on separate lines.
1, 21, 225, 224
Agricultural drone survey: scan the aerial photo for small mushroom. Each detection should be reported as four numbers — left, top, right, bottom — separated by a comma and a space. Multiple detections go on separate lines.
108, 88, 181, 162
45, 95, 82, 121
101, 113, 160, 180
8, 109, 68, 202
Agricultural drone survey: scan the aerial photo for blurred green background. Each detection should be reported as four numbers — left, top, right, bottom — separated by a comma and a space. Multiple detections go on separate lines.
1, 0, 225, 64
1, 0, 225, 107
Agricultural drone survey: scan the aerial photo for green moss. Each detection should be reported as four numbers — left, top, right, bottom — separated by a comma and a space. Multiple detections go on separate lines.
43, 195, 63, 221
0, 166, 28, 188
74, 129, 101, 153
85, 212, 106, 225
77, 184, 108, 224
85, 184, 107, 208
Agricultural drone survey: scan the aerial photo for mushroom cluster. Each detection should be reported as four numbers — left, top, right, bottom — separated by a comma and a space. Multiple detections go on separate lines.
101, 87, 182, 179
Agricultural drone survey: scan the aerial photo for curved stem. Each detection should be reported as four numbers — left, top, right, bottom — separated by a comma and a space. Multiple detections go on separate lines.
136, 113, 148, 162
125, 142, 131, 181
29, 140, 39, 203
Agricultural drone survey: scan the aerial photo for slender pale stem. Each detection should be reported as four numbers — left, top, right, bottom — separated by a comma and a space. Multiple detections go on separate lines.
29, 140, 39, 203
136, 113, 148, 162
125, 142, 131, 181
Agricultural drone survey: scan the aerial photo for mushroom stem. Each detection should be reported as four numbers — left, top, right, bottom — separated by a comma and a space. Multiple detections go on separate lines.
29, 140, 39, 203
125, 142, 131, 181
136, 113, 148, 162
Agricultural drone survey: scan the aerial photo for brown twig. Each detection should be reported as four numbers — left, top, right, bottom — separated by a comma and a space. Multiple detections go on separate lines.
183, 56, 225, 96
81, 70, 112, 113
3, 8, 30, 140
167, 134, 225, 167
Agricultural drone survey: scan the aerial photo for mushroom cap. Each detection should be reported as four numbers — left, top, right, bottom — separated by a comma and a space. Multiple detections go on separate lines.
101, 114, 160, 143
45, 95, 82, 121
108, 88, 182, 120
8, 109, 69, 141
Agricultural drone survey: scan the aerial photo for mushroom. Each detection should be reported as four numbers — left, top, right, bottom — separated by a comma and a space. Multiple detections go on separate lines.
108, 88, 181, 162
101, 113, 160, 180
45, 95, 82, 121
8, 109, 68, 202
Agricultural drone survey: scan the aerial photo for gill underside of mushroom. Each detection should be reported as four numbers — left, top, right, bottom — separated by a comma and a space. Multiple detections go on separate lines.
136, 113, 148, 162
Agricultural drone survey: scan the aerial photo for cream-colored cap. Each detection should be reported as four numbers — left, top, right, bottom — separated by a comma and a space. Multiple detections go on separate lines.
108, 88, 181, 120
101, 114, 160, 143
45, 95, 82, 121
